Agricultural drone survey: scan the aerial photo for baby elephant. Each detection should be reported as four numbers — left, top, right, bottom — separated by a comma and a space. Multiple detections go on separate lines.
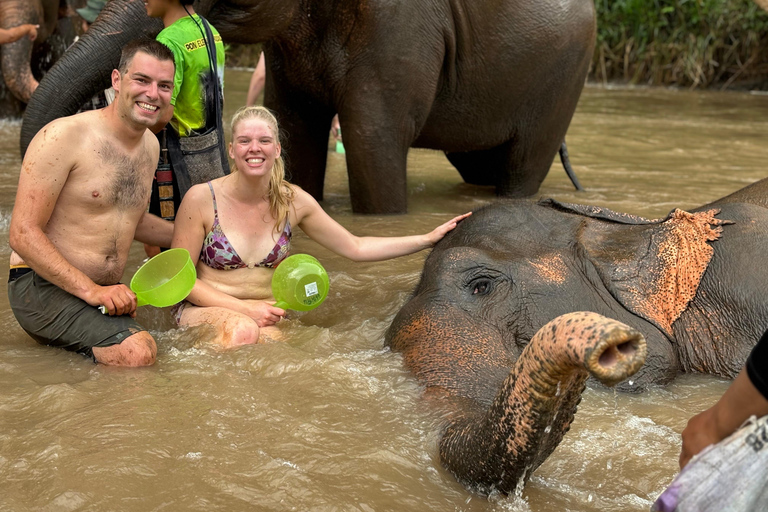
387, 177, 768, 494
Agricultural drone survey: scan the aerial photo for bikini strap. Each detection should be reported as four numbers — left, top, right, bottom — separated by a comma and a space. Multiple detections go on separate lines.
207, 181, 219, 218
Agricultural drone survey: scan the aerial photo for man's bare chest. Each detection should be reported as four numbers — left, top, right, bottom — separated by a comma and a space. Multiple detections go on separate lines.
67, 141, 155, 212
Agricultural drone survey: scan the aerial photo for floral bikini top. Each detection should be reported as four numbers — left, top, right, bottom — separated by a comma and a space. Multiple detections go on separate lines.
200, 182, 291, 270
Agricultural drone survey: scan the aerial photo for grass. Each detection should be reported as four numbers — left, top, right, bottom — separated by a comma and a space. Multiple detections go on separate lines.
592, 0, 768, 88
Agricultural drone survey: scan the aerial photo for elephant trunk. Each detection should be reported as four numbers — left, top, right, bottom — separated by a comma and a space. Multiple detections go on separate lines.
439, 312, 647, 495
20, 0, 162, 157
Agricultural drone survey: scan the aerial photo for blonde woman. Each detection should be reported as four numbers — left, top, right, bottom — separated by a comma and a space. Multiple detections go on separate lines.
171, 106, 470, 347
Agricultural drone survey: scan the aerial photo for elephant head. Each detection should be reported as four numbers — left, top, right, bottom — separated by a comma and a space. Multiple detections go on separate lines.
385, 198, 736, 493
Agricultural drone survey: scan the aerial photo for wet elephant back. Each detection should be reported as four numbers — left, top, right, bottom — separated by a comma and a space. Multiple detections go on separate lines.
700, 177, 768, 210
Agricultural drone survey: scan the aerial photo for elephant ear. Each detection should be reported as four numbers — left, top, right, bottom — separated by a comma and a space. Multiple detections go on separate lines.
538, 198, 665, 225
541, 200, 731, 338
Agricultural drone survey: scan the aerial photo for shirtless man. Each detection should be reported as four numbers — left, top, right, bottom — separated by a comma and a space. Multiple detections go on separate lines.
8, 38, 176, 366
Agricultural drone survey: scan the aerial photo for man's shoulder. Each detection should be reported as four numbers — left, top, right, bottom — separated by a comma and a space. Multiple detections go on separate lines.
32, 111, 98, 148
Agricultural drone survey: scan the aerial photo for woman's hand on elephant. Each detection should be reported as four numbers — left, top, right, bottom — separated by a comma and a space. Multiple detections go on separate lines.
426, 212, 472, 246
241, 299, 286, 327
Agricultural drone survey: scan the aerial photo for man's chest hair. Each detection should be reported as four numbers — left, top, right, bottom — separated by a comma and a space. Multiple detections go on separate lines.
92, 139, 154, 210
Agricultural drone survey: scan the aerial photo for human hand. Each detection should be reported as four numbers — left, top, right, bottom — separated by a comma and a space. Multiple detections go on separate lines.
242, 300, 286, 327
89, 284, 138, 317
679, 408, 719, 469
25, 24, 39, 42
330, 115, 341, 141
426, 212, 472, 246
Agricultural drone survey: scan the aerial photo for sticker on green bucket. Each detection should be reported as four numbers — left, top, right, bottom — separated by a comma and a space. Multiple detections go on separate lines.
272, 254, 329, 311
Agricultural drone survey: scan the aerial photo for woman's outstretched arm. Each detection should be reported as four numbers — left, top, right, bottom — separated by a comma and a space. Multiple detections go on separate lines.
292, 186, 471, 262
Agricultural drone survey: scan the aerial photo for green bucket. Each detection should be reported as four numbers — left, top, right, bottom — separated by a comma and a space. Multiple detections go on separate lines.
271, 254, 329, 311
130, 248, 196, 307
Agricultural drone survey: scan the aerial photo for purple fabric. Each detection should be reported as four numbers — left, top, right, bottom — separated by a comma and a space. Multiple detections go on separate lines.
652, 483, 681, 512
199, 182, 291, 271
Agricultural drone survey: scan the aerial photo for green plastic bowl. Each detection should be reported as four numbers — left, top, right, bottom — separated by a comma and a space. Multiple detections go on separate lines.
271, 254, 329, 311
130, 248, 197, 307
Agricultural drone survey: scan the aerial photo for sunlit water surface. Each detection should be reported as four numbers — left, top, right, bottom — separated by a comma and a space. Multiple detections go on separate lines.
1, 71, 766, 511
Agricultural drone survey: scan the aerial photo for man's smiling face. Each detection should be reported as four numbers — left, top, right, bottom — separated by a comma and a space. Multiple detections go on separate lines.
113, 50, 174, 129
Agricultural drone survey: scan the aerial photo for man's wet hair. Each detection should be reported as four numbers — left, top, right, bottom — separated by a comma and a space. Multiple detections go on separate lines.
118, 38, 174, 75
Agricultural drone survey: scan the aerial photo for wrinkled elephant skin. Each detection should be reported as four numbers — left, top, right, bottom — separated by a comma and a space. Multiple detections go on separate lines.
386, 177, 768, 493
21, 0, 596, 213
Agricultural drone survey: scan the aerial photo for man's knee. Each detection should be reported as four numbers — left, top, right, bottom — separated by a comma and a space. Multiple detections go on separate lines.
93, 331, 157, 366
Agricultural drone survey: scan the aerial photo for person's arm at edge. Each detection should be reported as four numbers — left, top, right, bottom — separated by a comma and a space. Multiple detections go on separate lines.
245, 52, 266, 107
8, 119, 136, 315
170, 185, 285, 324
0, 24, 38, 45
293, 186, 471, 262
679, 367, 768, 468
135, 212, 174, 247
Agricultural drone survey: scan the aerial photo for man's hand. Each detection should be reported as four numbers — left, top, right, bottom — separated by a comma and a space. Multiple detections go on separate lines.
87, 284, 138, 317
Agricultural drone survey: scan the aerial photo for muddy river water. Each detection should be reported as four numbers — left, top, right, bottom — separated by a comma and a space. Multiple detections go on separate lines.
0, 70, 766, 511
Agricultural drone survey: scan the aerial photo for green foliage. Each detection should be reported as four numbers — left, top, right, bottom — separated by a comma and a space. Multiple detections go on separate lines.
593, 0, 768, 88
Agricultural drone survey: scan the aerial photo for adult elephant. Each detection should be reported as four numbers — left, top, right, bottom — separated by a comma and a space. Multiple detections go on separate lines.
385, 178, 768, 494
20, 0, 596, 213
0, 0, 77, 116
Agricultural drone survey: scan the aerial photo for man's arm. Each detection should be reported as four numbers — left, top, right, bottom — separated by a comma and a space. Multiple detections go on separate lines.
134, 212, 173, 247
679, 368, 768, 468
8, 119, 136, 316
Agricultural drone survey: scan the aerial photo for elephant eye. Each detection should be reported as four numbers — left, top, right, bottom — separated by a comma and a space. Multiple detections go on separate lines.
472, 279, 492, 296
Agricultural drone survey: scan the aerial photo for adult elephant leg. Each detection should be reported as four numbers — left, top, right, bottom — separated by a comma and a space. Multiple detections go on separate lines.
439, 312, 646, 494
277, 109, 335, 201
342, 115, 412, 214
331, 88, 420, 214
264, 69, 336, 202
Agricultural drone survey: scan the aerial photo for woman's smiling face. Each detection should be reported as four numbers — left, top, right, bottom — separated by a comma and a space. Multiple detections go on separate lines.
229, 118, 281, 177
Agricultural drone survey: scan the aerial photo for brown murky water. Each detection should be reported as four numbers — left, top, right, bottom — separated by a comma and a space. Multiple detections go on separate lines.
1, 70, 766, 511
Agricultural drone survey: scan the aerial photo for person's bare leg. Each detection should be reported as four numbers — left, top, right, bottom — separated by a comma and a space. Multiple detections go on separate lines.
92, 330, 157, 366
179, 304, 268, 348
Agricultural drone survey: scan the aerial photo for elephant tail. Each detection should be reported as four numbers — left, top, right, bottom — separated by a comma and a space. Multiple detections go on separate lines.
559, 140, 584, 191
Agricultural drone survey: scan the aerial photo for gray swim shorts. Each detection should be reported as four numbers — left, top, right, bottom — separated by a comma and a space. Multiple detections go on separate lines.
7, 268, 147, 361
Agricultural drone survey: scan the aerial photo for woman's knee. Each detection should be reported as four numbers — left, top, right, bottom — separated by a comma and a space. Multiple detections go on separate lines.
219, 317, 260, 347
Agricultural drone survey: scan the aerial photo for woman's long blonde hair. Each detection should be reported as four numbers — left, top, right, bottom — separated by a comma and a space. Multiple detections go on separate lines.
230, 105, 294, 233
